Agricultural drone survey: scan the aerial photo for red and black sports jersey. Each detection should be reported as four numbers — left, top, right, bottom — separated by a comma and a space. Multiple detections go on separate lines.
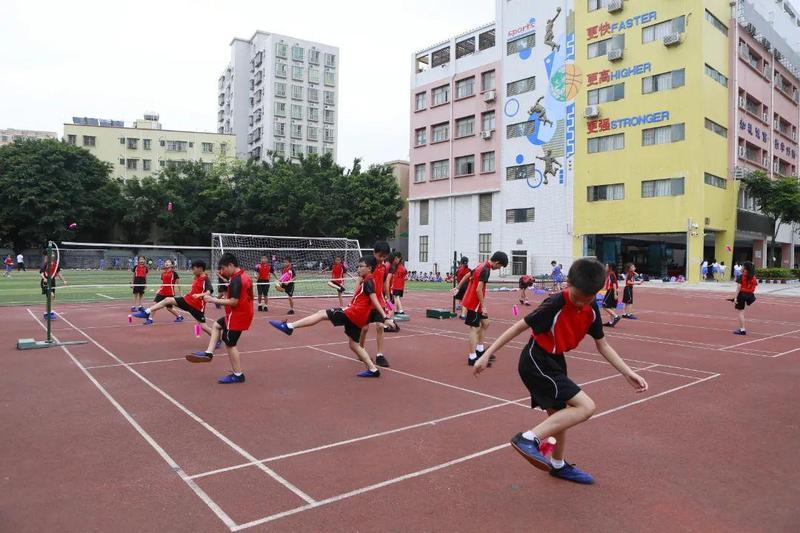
185, 274, 213, 312
39, 262, 61, 278
456, 265, 470, 283
391, 264, 407, 290
524, 290, 604, 355
461, 261, 491, 312
344, 276, 377, 328
4, 258, 12, 266
373, 262, 387, 305
133, 264, 148, 278
255, 263, 271, 280
739, 273, 758, 293
157, 270, 179, 296
224, 269, 254, 331
331, 263, 345, 282
281, 265, 295, 280
520, 275, 534, 287
605, 272, 618, 291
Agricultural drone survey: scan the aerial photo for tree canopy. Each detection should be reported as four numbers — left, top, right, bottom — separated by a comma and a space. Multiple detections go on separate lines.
741, 171, 800, 266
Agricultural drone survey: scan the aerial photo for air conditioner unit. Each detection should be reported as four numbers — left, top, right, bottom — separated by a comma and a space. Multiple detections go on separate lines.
760, 38, 771, 52
584, 105, 600, 118
745, 23, 756, 36
607, 48, 623, 61
738, 96, 745, 108
775, 50, 783, 61
479, 130, 493, 139
738, 146, 745, 157
663, 33, 681, 47
607, 0, 623, 13
483, 90, 496, 102
733, 166, 745, 179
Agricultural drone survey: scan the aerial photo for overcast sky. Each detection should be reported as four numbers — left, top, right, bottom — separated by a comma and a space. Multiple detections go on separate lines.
0, 0, 494, 168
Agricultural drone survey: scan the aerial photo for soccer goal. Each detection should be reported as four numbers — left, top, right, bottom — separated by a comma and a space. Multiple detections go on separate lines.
211, 233, 362, 298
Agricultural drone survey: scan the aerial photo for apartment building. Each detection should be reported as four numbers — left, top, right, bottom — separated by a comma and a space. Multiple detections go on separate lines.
0, 128, 57, 146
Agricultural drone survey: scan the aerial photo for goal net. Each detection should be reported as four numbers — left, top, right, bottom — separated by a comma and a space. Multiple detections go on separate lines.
211, 233, 362, 298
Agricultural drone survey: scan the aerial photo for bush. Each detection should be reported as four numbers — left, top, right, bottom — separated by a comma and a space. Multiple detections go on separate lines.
792, 269, 800, 279
755, 267, 793, 279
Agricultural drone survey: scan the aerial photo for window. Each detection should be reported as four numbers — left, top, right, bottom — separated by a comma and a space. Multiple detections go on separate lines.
642, 16, 685, 44
307, 145, 319, 155
588, 82, 625, 104
292, 85, 303, 100
419, 200, 429, 225
275, 102, 286, 117
478, 233, 491, 262
588, 133, 625, 153
126, 159, 138, 170
432, 84, 450, 106
431, 159, 449, 180
276, 62, 287, 78
481, 151, 495, 173
414, 163, 426, 183
587, 183, 624, 201
291, 124, 302, 139
308, 67, 320, 84
642, 123, 685, 145
506, 207, 535, 223
507, 120, 536, 139
704, 118, 727, 139
482, 111, 495, 131
324, 70, 335, 86
291, 104, 303, 119
507, 33, 535, 55
292, 45, 304, 61
274, 141, 286, 156
588, 0, 610, 12
704, 172, 727, 189
507, 76, 536, 97
143, 139, 151, 150
419, 236, 429, 262
220, 143, 227, 156
455, 155, 475, 176
324, 53, 336, 68
119, 158, 125, 165
415, 92, 427, 111
479, 29, 495, 50
415, 127, 427, 146
305, 107, 318, 122
478, 193, 494, 223
324, 91, 335, 105
456, 37, 475, 58
309, 49, 320, 64
202, 142, 214, 153
431, 122, 449, 143
481, 70, 495, 92
142, 159, 151, 171
431, 46, 450, 67
642, 177, 685, 198
588, 37, 612, 59
275, 82, 287, 97
120, 137, 126, 145
704, 9, 728, 35
456, 77, 475, 99
276, 42, 287, 58
166, 140, 187, 152
456, 116, 475, 138
292, 66, 304, 81
704, 64, 728, 87
323, 127, 335, 143
274, 121, 286, 136
506, 163, 536, 181
324, 109, 335, 123
307, 126, 319, 141
127, 138, 138, 149
67, 134, 76, 145
642, 69, 684, 94
82, 136, 95, 147
308, 87, 319, 102
290, 144, 303, 158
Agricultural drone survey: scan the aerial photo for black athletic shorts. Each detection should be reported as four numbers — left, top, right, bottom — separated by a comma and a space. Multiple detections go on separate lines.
734, 291, 756, 310
40, 279, 56, 295
368, 308, 389, 324
518, 338, 581, 411
281, 281, 295, 297
132, 276, 146, 295
326, 308, 362, 343
622, 286, 634, 304
602, 288, 617, 309
464, 309, 487, 328
519, 278, 534, 289
256, 281, 270, 296
174, 296, 206, 322
154, 293, 174, 308
454, 284, 467, 301
391, 289, 404, 297
215, 317, 242, 347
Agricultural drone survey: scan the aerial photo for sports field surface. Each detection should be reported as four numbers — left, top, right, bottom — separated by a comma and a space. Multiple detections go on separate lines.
1, 282, 798, 531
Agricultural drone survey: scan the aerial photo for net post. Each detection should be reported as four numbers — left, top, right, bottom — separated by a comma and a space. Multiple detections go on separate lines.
451, 250, 458, 313
45, 241, 53, 343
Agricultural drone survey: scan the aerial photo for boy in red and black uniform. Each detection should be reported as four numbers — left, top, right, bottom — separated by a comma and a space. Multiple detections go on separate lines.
254, 255, 271, 312
473, 258, 648, 484
326, 256, 347, 306
131, 257, 149, 311
40, 251, 67, 319
275, 257, 297, 315
187, 253, 254, 384
601, 263, 621, 327
146, 259, 183, 325
453, 251, 509, 366
518, 274, 534, 306
270, 255, 396, 377
621, 262, 643, 319
133, 259, 213, 336
453, 256, 471, 313
359, 241, 392, 367
388, 252, 408, 316
732, 260, 758, 335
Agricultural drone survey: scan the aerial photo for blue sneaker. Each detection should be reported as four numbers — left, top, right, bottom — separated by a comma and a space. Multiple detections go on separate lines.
144, 318, 153, 325
357, 369, 380, 378
510, 433, 552, 472
269, 320, 293, 335
138, 306, 145, 312
130, 306, 137, 312
218, 373, 245, 384
131, 310, 150, 318
175, 316, 185, 323
186, 351, 213, 363
733, 329, 746, 335
623, 314, 637, 320
549, 463, 595, 484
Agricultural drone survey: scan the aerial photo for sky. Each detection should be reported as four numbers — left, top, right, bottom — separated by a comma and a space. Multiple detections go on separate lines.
0, 0, 495, 169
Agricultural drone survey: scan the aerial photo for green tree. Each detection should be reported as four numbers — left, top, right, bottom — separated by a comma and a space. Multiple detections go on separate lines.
742, 171, 800, 266
0, 138, 120, 251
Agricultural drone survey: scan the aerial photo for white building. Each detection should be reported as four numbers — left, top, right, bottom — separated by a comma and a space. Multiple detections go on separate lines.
218, 31, 339, 162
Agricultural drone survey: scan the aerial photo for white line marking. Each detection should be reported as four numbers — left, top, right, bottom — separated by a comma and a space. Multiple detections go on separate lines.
54, 313, 317, 506
771, 346, 800, 358
231, 372, 721, 531
721, 328, 800, 350
95, 293, 115, 300
24, 309, 237, 530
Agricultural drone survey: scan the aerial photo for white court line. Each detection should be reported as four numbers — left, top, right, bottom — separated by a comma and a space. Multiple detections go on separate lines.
24, 309, 237, 530
721, 328, 800, 350
232, 371, 720, 531
771, 346, 800, 358
52, 312, 317, 506
95, 293, 115, 300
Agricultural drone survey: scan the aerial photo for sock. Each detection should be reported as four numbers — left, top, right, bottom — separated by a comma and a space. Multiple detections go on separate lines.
476, 344, 485, 352
287, 323, 295, 329
522, 430, 538, 443
551, 458, 565, 469
377, 352, 383, 357
468, 352, 477, 360
145, 308, 151, 315
233, 372, 243, 377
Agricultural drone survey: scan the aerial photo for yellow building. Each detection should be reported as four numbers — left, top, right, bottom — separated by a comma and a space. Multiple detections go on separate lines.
63, 113, 236, 180
573, 1, 738, 282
